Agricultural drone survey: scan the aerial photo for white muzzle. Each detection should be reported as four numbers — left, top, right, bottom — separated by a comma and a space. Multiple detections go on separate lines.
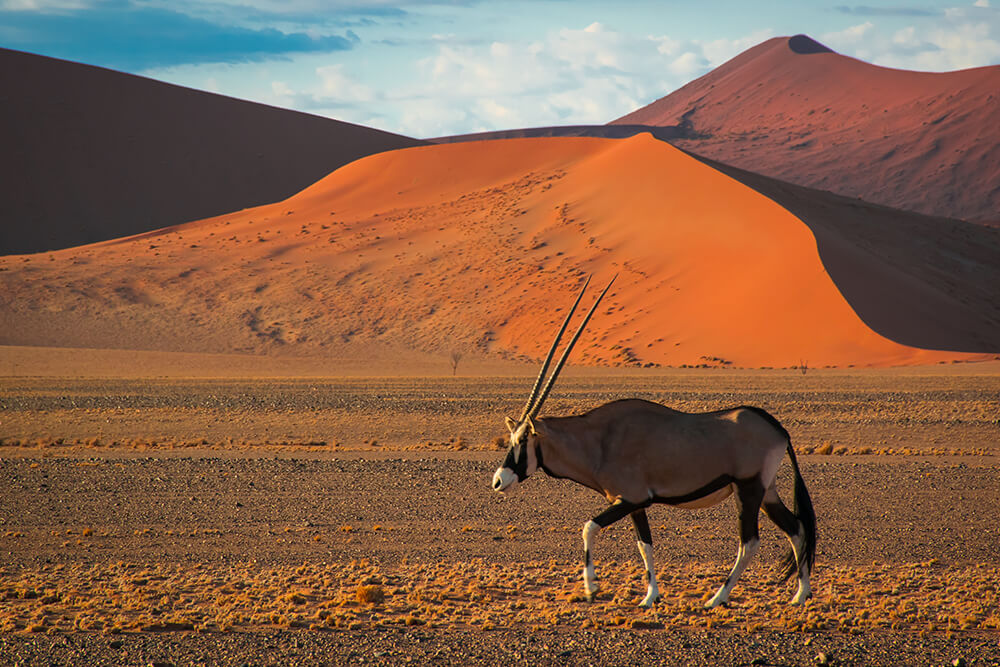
492, 467, 517, 493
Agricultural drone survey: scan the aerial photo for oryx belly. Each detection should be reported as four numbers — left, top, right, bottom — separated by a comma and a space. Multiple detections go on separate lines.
665, 483, 734, 509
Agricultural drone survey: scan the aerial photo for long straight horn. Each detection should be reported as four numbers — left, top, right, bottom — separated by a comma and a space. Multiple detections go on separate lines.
517, 275, 592, 423
529, 274, 616, 419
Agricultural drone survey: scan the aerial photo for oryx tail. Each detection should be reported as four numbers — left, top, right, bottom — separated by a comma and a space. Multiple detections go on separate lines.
780, 441, 816, 582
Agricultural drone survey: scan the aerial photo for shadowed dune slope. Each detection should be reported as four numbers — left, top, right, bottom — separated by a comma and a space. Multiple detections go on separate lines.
613, 35, 1000, 223
0, 48, 424, 255
429, 124, 685, 144
1, 134, 995, 368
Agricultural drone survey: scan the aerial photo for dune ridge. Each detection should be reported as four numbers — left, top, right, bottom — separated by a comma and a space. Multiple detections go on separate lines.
1, 134, 995, 368
612, 35, 1000, 223
0, 47, 424, 255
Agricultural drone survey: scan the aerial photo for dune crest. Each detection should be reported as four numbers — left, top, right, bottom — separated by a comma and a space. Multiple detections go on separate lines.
1, 134, 993, 368
613, 35, 1000, 223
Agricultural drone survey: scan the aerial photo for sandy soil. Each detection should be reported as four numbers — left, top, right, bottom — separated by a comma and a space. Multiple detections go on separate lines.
613, 35, 1000, 224
2, 368, 999, 664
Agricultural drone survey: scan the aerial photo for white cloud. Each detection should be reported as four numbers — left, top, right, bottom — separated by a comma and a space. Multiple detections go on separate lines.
0, 0, 91, 8
825, 6, 1000, 72
701, 29, 776, 67
823, 21, 875, 47
358, 24, 783, 137
316, 63, 374, 102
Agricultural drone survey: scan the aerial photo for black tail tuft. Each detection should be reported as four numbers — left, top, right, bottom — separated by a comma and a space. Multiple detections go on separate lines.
780, 442, 816, 582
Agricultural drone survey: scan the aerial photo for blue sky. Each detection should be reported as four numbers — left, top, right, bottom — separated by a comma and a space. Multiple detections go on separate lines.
2, 1, 998, 137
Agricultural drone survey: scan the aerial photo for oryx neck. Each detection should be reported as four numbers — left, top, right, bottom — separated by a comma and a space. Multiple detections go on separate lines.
533, 416, 603, 494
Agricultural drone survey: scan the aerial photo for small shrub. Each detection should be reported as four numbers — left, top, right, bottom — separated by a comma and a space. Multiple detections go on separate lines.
356, 584, 384, 605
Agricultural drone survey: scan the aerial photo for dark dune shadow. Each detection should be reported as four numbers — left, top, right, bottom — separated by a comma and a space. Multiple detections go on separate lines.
429, 124, 689, 144
0, 48, 424, 255
684, 150, 1000, 354
787, 34, 834, 55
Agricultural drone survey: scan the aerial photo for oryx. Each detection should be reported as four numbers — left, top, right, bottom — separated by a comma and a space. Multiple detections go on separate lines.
491, 276, 816, 608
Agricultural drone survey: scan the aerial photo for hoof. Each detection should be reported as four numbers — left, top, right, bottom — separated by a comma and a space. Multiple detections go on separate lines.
704, 597, 728, 609
638, 595, 661, 609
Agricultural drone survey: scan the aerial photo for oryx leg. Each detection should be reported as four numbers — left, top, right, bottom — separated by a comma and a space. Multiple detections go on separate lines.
630, 508, 661, 607
582, 500, 640, 601
706, 479, 764, 608
762, 483, 811, 604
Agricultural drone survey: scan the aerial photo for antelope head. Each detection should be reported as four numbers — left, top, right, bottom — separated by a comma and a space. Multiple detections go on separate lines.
492, 275, 615, 493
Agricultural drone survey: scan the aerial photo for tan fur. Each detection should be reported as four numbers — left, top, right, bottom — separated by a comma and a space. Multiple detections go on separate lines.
533, 399, 787, 505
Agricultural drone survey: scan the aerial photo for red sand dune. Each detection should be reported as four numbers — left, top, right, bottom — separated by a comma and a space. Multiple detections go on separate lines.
612, 35, 1000, 223
1, 134, 996, 368
0, 48, 423, 255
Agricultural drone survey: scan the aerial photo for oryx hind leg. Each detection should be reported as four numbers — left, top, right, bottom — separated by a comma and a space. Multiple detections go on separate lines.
762, 483, 811, 604
706, 479, 764, 608
582, 501, 640, 601
630, 509, 660, 607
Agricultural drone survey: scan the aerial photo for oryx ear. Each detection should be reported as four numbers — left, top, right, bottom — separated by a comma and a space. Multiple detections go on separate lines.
526, 417, 538, 435
505, 416, 518, 433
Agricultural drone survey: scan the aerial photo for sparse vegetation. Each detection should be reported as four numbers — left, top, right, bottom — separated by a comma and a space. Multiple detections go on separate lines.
0, 559, 996, 635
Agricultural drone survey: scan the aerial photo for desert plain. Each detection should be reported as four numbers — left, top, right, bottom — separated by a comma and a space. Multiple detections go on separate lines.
1, 350, 999, 665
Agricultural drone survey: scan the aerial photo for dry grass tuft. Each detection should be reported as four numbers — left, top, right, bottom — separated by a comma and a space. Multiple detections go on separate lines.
355, 584, 384, 605
0, 559, 996, 636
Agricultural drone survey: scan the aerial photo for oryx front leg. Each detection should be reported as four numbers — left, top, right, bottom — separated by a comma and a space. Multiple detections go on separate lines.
581, 501, 638, 602
582, 520, 600, 600
631, 509, 660, 607
706, 480, 764, 609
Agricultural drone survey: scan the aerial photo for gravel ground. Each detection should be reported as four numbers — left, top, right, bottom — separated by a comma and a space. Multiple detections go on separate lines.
2, 374, 998, 664
1, 454, 998, 567
2, 374, 997, 452
2, 453, 999, 665
2, 626, 999, 666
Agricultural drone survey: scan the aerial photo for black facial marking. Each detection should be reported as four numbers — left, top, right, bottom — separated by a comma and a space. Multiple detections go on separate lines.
503, 431, 531, 482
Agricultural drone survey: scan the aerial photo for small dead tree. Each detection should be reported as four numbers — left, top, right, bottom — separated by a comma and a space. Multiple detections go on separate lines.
450, 350, 463, 376
799, 359, 809, 376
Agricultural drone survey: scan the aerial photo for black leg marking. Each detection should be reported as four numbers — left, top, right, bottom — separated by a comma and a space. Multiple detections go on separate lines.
630, 509, 653, 546
764, 493, 805, 582
763, 497, 800, 537
593, 500, 644, 528
734, 478, 764, 544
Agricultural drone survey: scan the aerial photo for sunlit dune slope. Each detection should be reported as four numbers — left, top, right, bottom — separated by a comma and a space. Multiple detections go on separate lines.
0, 47, 423, 255
613, 35, 1000, 223
1, 134, 995, 368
